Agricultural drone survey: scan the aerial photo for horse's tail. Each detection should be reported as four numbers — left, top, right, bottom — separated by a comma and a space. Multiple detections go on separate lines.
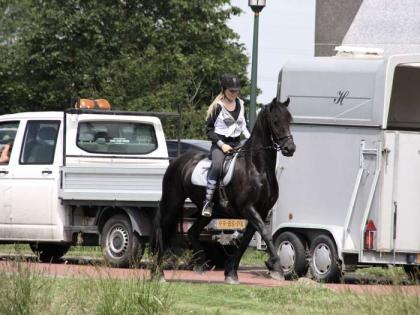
150, 200, 165, 278
151, 151, 202, 274
151, 201, 163, 257
151, 156, 187, 259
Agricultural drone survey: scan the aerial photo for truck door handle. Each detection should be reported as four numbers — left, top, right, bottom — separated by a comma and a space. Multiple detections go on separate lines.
0, 170, 8, 175
42, 170, 52, 175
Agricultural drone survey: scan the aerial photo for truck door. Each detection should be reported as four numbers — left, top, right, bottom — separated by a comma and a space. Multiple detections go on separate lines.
0, 121, 20, 237
8, 120, 61, 240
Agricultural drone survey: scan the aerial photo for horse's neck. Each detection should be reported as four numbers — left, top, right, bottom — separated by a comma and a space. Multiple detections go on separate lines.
244, 123, 277, 174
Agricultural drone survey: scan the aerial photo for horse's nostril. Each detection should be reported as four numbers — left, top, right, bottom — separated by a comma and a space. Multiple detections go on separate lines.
282, 145, 295, 157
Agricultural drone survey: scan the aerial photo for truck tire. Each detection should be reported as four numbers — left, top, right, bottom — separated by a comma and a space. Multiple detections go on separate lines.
309, 234, 341, 283
101, 214, 145, 267
403, 265, 420, 282
274, 231, 308, 280
30, 243, 70, 263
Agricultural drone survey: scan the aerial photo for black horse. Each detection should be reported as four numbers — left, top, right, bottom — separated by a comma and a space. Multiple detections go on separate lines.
151, 97, 296, 284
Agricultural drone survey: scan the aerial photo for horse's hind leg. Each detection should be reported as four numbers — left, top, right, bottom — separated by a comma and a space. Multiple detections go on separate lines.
187, 216, 212, 272
224, 224, 256, 284
244, 205, 284, 281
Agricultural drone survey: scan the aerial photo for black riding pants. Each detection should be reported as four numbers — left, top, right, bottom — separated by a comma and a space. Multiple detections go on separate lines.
208, 140, 240, 181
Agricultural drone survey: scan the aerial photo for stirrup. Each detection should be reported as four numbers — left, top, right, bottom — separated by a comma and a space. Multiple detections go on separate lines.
201, 201, 213, 217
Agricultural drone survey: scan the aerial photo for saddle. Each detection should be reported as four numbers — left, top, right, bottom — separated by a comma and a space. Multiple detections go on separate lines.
191, 153, 239, 187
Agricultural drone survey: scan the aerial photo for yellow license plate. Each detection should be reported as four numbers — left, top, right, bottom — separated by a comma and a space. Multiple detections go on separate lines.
215, 219, 247, 230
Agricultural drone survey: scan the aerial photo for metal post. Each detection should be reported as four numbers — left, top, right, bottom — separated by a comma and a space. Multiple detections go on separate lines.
177, 102, 182, 157
249, 12, 260, 130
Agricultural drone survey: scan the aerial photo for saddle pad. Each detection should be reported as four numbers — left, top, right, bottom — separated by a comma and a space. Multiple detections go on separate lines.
191, 153, 239, 187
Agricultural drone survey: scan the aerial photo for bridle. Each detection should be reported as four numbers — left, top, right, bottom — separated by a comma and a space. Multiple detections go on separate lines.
228, 131, 293, 156
228, 104, 294, 155
270, 134, 293, 152
267, 113, 293, 152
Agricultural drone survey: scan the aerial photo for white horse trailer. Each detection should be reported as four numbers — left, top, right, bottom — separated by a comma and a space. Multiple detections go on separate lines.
272, 52, 420, 282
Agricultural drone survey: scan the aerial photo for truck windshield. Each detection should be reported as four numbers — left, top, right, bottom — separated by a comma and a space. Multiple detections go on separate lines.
77, 121, 157, 154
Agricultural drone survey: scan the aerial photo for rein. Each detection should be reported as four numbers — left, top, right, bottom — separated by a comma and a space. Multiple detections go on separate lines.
226, 104, 293, 156
227, 135, 293, 156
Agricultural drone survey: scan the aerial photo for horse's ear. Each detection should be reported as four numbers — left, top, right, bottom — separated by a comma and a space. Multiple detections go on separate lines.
268, 97, 277, 111
282, 97, 290, 107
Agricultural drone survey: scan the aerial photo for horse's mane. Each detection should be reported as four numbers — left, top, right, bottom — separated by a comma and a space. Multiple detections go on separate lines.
252, 99, 275, 137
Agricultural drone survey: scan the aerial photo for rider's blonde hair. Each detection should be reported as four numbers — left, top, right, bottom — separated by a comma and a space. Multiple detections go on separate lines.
206, 93, 224, 119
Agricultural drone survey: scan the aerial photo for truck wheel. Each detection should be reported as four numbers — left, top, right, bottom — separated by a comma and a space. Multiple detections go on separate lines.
101, 214, 145, 267
309, 235, 341, 283
403, 265, 420, 281
30, 243, 70, 263
275, 231, 308, 280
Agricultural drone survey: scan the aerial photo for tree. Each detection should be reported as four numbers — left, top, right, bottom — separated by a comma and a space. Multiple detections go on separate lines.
0, 0, 249, 138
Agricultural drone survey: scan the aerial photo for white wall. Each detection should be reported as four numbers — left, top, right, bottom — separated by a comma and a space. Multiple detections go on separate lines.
343, 0, 420, 56
229, 0, 316, 103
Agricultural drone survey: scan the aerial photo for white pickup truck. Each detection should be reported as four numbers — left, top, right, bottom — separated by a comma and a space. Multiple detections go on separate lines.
0, 107, 242, 267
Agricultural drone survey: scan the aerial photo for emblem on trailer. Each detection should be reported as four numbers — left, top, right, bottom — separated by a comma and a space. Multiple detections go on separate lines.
333, 90, 349, 105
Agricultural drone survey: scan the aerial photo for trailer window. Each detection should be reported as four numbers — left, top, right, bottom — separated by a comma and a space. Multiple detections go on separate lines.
77, 121, 158, 154
388, 64, 420, 130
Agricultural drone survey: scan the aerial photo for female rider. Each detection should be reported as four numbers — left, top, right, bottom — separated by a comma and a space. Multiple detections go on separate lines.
202, 74, 250, 217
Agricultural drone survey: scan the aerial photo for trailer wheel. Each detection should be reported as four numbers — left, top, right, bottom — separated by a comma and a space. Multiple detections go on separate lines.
275, 231, 308, 280
403, 265, 420, 281
101, 214, 145, 267
309, 235, 341, 283
30, 243, 70, 263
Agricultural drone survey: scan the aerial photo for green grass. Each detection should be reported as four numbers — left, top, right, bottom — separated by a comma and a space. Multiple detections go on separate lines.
0, 244, 267, 265
240, 248, 268, 267
356, 266, 406, 278
169, 282, 420, 315
0, 260, 419, 315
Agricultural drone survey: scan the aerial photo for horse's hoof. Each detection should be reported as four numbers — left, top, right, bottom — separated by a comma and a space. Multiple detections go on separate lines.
269, 271, 285, 281
159, 276, 167, 283
224, 276, 240, 285
193, 265, 205, 274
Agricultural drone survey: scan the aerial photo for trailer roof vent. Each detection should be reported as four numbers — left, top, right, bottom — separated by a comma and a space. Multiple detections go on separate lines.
334, 46, 384, 59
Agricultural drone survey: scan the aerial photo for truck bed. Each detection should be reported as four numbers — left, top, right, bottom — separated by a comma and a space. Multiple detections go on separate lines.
59, 164, 166, 205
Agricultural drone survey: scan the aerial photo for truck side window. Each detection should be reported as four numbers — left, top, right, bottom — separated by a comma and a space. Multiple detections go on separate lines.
0, 121, 19, 164
77, 121, 157, 154
20, 121, 60, 164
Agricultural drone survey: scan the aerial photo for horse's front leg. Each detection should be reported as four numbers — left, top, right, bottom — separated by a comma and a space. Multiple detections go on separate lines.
244, 205, 284, 281
188, 216, 212, 272
224, 224, 256, 284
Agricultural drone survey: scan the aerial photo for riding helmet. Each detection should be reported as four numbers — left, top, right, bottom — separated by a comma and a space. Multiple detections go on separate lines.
221, 74, 241, 91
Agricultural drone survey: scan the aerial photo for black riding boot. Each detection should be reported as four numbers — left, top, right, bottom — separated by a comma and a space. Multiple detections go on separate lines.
202, 178, 217, 217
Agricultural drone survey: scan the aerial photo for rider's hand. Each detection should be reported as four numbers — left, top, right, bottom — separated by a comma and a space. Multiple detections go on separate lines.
221, 144, 233, 154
